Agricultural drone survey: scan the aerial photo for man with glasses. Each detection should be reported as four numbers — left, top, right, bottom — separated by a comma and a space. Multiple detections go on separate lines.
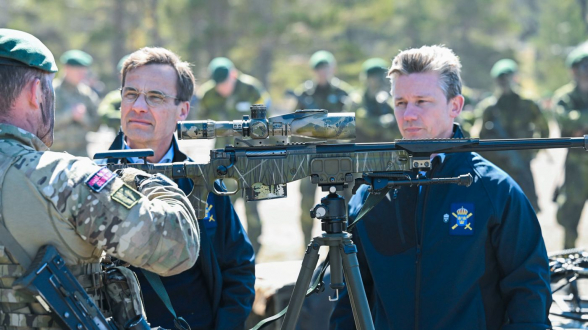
102, 47, 255, 330
552, 45, 588, 249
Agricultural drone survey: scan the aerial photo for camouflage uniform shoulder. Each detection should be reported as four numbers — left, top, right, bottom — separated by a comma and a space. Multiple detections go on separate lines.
476, 95, 498, 111
238, 73, 265, 92
552, 82, 577, 108
77, 82, 99, 99
294, 80, 315, 96
329, 77, 353, 95
197, 79, 217, 99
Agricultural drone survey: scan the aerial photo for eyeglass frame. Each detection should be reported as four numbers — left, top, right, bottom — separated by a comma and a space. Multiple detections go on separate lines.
119, 87, 179, 107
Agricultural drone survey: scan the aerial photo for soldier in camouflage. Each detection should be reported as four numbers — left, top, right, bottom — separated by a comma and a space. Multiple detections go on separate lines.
53, 49, 101, 156
351, 58, 401, 142
196, 57, 269, 253
477, 59, 548, 212
553, 45, 588, 249
97, 55, 129, 132
0, 29, 199, 329
294, 50, 354, 245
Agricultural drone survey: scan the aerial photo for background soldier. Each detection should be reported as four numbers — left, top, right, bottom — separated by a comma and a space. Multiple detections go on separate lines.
293, 50, 353, 112
98, 54, 129, 132
53, 49, 100, 156
0, 29, 199, 329
352, 57, 401, 142
552, 45, 588, 249
293, 50, 354, 246
196, 57, 269, 253
476, 58, 548, 212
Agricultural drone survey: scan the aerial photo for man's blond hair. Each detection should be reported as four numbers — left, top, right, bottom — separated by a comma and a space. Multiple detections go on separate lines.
388, 45, 462, 100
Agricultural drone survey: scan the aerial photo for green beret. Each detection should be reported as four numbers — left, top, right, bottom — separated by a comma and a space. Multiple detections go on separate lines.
117, 54, 130, 72
208, 57, 234, 83
0, 29, 57, 73
566, 45, 588, 68
60, 49, 93, 67
490, 59, 518, 78
309, 50, 335, 69
362, 58, 389, 76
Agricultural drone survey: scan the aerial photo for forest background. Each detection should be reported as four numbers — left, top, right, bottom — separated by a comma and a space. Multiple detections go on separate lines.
2, 0, 587, 111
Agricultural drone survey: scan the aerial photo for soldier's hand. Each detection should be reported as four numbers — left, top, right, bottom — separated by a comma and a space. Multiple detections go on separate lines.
115, 167, 150, 191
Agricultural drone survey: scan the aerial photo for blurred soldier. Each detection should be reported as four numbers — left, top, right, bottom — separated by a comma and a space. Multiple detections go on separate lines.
196, 57, 269, 253
477, 59, 548, 212
0, 29, 199, 329
294, 50, 354, 245
552, 45, 588, 249
53, 49, 100, 156
97, 54, 129, 132
352, 58, 401, 142
294, 50, 352, 112
101, 47, 255, 329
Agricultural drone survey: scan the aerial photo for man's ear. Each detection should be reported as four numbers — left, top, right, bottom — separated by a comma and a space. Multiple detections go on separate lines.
178, 101, 190, 121
449, 95, 464, 119
28, 78, 43, 110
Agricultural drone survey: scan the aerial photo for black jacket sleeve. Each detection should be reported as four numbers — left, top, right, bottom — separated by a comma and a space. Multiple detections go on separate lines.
213, 192, 256, 330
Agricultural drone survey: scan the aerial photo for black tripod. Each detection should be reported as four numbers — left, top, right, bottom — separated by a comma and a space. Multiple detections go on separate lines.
281, 185, 374, 330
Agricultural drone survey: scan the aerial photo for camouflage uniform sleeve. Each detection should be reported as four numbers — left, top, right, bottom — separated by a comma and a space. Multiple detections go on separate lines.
35, 155, 199, 276
80, 86, 101, 131
554, 95, 588, 137
530, 102, 549, 138
53, 87, 75, 130
97, 91, 122, 129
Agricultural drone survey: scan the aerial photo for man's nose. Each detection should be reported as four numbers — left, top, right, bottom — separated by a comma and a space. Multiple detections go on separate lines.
131, 93, 149, 112
403, 103, 419, 121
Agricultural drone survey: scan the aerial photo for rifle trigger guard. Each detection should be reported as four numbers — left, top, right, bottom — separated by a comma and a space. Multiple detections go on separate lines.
216, 153, 236, 176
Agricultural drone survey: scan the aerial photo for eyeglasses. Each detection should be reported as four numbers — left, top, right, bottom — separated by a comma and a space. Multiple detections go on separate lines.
120, 87, 178, 107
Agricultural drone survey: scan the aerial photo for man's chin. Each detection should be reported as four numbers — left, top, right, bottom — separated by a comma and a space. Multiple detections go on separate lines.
124, 128, 153, 145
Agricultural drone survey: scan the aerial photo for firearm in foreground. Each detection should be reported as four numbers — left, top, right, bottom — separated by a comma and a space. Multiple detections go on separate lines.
94, 106, 588, 220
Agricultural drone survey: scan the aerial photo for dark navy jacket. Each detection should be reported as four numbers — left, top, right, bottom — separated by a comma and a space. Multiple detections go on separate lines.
330, 125, 551, 330
107, 132, 255, 330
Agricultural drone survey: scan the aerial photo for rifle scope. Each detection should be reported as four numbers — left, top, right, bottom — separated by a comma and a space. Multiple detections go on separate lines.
177, 105, 356, 141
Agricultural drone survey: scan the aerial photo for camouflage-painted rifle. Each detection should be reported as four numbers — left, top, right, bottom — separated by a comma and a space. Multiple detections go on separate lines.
95, 106, 588, 220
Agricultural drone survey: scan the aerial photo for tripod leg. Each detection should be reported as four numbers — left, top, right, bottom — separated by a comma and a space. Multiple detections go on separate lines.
281, 240, 321, 330
340, 239, 375, 330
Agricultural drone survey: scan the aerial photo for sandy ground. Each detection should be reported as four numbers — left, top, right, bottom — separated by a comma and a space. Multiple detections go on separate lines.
88, 124, 588, 263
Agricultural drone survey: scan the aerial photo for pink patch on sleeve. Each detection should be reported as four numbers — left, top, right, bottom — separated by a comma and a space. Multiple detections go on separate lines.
85, 167, 117, 192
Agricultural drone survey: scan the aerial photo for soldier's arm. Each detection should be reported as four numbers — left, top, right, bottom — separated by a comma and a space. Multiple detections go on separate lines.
38, 158, 200, 276
79, 88, 101, 131
530, 102, 549, 138
554, 99, 588, 137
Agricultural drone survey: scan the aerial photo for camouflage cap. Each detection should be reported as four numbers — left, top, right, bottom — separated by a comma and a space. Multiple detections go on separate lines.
310, 50, 335, 69
0, 29, 58, 73
566, 45, 588, 68
490, 59, 518, 78
60, 49, 93, 67
362, 58, 388, 76
208, 57, 234, 83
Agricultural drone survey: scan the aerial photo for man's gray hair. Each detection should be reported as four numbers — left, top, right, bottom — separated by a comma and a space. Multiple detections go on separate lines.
388, 45, 462, 100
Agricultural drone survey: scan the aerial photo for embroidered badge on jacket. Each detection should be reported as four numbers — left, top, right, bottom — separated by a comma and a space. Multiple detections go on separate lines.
450, 203, 474, 236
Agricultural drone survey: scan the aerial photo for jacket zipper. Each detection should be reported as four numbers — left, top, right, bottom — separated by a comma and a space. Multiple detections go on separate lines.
414, 167, 436, 330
